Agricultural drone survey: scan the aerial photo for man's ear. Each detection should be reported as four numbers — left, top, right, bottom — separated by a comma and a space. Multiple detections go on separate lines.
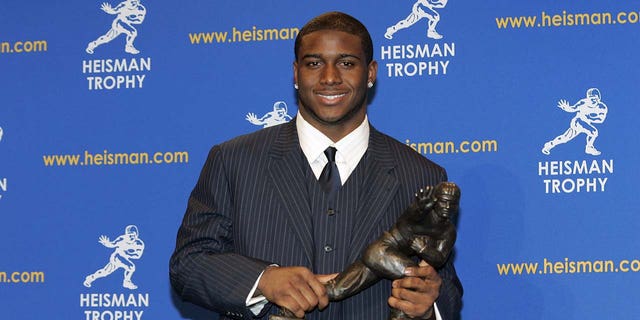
367, 60, 378, 85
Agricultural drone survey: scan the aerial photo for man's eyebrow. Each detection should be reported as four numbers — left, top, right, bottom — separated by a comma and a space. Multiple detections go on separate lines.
339, 53, 361, 60
301, 54, 322, 59
301, 53, 362, 60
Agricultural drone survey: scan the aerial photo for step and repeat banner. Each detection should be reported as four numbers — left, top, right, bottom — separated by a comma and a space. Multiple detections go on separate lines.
2, 1, 639, 319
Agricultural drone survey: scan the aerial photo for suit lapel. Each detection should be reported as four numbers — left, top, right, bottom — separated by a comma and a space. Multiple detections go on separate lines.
267, 121, 314, 265
348, 127, 399, 262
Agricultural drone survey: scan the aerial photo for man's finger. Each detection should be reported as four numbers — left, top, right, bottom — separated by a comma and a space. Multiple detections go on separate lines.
404, 261, 438, 278
292, 283, 318, 311
309, 275, 331, 309
393, 276, 431, 292
388, 295, 431, 319
315, 273, 338, 284
258, 266, 330, 315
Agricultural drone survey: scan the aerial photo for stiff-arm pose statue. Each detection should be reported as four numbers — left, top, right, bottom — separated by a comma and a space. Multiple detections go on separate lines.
275, 182, 459, 319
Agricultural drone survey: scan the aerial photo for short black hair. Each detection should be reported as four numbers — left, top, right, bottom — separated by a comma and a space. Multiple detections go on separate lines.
294, 11, 374, 64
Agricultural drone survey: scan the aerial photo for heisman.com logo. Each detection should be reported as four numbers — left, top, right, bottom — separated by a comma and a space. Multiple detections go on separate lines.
537, 88, 613, 195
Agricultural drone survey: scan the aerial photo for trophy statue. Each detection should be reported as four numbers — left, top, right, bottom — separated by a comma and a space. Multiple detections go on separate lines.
271, 181, 460, 320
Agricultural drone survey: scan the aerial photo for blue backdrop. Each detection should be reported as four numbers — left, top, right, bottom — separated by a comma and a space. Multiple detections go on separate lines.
2, 1, 639, 319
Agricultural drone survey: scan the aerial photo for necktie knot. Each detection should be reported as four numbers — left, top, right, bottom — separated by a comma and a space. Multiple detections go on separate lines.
324, 147, 337, 163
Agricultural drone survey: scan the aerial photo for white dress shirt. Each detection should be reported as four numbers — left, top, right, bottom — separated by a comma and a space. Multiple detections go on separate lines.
296, 111, 369, 184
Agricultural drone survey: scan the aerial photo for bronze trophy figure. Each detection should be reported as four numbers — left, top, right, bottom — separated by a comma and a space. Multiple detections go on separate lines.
272, 182, 460, 320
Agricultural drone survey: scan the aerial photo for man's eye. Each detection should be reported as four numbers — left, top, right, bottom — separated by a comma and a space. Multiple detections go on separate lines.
339, 61, 356, 68
307, 61, 321, 67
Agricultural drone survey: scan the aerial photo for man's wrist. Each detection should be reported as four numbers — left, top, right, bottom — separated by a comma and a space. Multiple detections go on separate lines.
247, 264, 278, 316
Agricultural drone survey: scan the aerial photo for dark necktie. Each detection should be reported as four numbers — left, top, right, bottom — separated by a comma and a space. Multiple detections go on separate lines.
319, 147, 341, 199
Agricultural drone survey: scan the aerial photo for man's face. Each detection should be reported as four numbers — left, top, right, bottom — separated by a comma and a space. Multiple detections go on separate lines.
294, 30, 377, 136
434, 194, 458, 218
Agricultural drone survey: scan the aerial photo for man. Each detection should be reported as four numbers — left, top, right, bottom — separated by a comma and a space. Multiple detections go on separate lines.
170, 11, 462, 320
542, 88, 608, 156
86, 0, 147, 55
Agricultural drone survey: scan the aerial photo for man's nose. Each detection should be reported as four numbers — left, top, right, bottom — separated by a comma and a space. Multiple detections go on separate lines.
321, 64, 342, 85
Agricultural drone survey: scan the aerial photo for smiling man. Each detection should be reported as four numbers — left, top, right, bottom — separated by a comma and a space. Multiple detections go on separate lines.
293, 27, 376, 142
170, 11, 462, 320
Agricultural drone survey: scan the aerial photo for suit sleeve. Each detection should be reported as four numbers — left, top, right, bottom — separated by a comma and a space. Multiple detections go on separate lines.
169, 145, 272, 318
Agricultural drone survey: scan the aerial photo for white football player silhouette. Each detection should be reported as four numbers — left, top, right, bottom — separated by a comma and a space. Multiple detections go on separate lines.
246, 101, 293, 128
385, 0, 449, 40
542, 88, 608, 156
86, 0, 147, 54
84, 225, 145, 289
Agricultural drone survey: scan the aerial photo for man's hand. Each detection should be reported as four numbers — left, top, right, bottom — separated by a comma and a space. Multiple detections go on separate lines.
388, 261, 441, 319
257, 266, 329, 318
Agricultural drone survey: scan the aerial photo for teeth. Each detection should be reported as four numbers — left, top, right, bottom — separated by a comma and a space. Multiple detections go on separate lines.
319, 93, 346, 99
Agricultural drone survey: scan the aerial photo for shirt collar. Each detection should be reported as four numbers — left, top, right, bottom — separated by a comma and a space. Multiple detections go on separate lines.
296, 111, 370, 180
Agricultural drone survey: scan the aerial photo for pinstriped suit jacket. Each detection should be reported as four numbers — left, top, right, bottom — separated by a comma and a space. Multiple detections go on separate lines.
170, 119, 462, 320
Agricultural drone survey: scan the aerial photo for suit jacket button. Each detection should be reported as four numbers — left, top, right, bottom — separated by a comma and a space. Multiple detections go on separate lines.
324, 245, 334, 253
327, 208, 335, 216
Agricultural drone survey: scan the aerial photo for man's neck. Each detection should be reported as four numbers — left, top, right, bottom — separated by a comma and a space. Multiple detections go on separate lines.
298, 113, 366, 141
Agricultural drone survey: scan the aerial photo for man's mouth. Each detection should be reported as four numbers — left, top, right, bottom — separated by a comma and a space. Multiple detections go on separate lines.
317, 92, 347, 104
